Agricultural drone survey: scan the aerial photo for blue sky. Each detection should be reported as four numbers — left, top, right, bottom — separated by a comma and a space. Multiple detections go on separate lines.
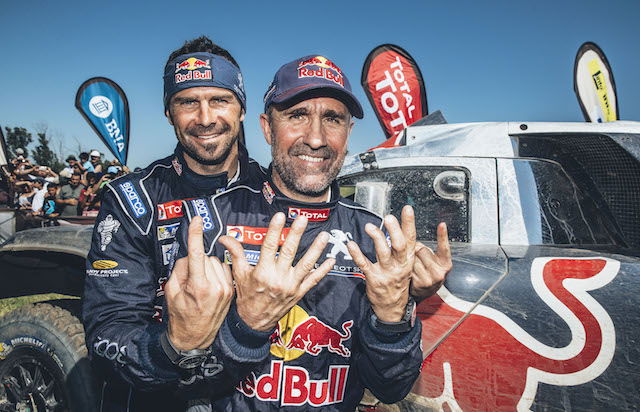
1, 0, 639, 168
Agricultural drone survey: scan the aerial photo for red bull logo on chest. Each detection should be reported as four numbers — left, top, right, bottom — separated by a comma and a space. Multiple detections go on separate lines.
236, 305, 352, 406
236, 361, 349, 407
269, 306, 353, 361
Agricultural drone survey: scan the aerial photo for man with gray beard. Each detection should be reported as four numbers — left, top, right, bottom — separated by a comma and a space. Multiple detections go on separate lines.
169, 54, 452, 410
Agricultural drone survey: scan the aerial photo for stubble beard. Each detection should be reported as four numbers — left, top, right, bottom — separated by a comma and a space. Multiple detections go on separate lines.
271, 138, 346, 198
178, 122, 238, 166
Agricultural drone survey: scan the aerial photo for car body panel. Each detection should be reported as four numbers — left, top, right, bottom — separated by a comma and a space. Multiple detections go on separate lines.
339, 120, 640, 410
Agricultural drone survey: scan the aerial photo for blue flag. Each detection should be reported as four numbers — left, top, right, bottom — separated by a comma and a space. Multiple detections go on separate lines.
75, 77, 130, 165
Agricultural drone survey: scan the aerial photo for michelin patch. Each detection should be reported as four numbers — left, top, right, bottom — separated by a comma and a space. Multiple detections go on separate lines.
97, 214, 121, 251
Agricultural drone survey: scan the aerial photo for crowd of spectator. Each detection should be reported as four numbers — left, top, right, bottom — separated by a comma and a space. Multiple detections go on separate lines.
0, 148, 130, 229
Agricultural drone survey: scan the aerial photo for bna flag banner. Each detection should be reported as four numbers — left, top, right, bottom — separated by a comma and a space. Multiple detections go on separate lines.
361, 44, 428, 148
573, 42, 619, 123
75, 77, 130, 164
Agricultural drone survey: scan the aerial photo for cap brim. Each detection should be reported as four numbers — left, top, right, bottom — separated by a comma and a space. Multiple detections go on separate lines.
271, 83, 364, 119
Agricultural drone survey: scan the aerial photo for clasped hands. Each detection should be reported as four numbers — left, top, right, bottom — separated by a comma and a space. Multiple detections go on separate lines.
165, 206, 452, 351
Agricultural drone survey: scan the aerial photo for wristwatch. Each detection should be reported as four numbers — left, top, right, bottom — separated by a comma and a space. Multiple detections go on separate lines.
160, 331, 211, 369
371, 297, 417, 333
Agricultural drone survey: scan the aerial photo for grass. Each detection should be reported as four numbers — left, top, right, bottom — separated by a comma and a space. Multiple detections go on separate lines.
0, 293, 80, 317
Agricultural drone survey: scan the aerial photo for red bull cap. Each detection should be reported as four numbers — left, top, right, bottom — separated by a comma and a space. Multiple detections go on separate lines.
263, 55, 363, 119
163, 52, 246, 111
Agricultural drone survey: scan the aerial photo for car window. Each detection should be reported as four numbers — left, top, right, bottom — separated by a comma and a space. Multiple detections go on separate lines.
338, 166, 470, 242
498, 158, 618, 245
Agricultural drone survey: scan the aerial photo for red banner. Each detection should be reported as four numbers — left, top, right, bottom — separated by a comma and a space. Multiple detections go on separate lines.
361, 44, 428, 148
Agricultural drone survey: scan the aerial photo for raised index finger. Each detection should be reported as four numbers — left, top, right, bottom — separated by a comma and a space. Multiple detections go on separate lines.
187, 216, 205, 283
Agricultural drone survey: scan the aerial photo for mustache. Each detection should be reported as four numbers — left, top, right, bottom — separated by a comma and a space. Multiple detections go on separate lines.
289, 143, 334, 159
186, 122, 231, 137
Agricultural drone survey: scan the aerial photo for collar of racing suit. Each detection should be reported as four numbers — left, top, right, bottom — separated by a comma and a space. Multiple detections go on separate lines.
262, 171, 340, 225
172, 143, 251, 197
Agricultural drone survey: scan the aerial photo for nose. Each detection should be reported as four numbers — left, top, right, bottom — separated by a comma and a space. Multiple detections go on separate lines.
302, 115, 327, 149
196, 102, 215, 127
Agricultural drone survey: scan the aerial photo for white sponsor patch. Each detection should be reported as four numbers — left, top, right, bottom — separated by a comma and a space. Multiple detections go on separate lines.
326, 229, 353, 260
162, 243, 174, 266
97, 214, 121, 251
158, 223, 180, 241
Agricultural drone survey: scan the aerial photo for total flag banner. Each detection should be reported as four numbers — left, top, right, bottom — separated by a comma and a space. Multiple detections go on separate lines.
75, 77, 130, 165
361, 44, 428, 149
573, 42, 619, 123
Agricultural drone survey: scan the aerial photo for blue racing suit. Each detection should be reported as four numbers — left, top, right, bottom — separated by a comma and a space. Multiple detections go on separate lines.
82, 143, 268, 411
172, 176, 423, 410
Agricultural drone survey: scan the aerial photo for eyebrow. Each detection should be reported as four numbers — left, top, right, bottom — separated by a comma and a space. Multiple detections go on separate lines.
172, 96, 197, 104
212, 92, 235, 100
286, 107, 309, 115
323, 109, 347, 120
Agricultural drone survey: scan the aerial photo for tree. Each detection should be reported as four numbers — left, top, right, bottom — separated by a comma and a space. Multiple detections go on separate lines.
32, 125, 61, 170
4, 127, 32, 159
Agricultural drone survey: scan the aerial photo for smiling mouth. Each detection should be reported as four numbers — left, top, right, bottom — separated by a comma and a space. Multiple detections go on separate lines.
193, 133, 224, 141
297, 154, 325, 163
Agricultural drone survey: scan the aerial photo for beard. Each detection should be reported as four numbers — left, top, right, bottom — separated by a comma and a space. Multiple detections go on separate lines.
178, 122, 238, 166
271, 138, 346, 198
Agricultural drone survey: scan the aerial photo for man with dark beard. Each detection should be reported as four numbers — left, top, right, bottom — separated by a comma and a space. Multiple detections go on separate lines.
82, 36, 267, 411
170, 54, 451, 410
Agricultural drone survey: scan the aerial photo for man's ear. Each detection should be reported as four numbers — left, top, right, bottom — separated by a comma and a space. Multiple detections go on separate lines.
259, 113, 273, 145
240, 109, 245, 123
165, 109, 173, 126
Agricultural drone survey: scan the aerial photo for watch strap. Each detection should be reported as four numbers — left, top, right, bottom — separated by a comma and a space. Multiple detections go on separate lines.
160, 330, 211, 369
371, 297, 417, 333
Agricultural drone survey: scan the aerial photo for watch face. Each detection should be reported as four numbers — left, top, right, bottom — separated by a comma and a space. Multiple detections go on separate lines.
177, 355, 206, 369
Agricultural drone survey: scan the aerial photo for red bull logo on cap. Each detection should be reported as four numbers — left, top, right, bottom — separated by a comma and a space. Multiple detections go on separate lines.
298, 55, 344, 87
174, 57, 212, 84
270, 306, 353, 361
175, 57, 211, 72
298, 56, 343, 74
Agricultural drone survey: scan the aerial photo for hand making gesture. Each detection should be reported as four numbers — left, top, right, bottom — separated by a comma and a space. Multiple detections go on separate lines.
165, 216, 234, 350
219, 212, 335, 332
410, 222, 452, 301
348, 205, 417, 322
